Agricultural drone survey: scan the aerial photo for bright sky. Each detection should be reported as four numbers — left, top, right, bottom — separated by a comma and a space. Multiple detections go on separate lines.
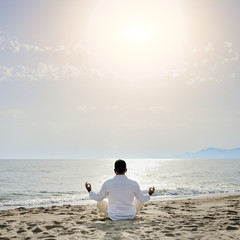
0, 0, 240, 159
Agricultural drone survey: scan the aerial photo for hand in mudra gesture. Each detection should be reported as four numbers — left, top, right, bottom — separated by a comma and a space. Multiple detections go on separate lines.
148, 186, 155, 196
85, 182, 92, 192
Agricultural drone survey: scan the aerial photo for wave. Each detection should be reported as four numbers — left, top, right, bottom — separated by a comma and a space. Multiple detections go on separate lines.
0, 193, 92, 210
1, 188, 240, 210
142, 187, 240, 198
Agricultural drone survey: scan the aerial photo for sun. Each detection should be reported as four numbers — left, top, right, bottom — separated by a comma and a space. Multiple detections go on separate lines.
126, 24, 151, 44
84, 0, 188, 79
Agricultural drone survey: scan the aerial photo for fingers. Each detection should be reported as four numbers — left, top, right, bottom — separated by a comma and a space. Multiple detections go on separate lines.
85, 182, 92, 192
149, 186, 155, 195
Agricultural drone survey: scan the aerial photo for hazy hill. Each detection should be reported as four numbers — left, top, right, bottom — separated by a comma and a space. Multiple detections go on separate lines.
174, 147, 240, 159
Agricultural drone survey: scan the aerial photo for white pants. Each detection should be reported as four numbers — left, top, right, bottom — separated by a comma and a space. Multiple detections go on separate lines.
97, 199, 144, 217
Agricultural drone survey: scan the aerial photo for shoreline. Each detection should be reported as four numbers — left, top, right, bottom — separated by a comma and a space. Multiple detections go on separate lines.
1, 191, 240, 211
0, 193, 240, 239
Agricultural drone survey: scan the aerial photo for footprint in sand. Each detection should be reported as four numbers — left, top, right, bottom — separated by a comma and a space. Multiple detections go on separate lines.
76, 221, 85, 224
45, 224, 63, 230
17, 228, 26, 234
32, 227, 43, 234
165, 233, 175, 237
113, 227, 122, 231
226, 225, 239, 230
227, 210, 238, 215
164, 226, 175, 231
27, 223, 37, 230
175, 232, 182, 236
19, 211, 29, 215
152, 227, 161, 230
0, 224, 8, 229
6, 220, 16, 224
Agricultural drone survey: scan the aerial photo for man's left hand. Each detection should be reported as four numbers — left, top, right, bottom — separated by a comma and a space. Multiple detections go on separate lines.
85, 182, 92, 192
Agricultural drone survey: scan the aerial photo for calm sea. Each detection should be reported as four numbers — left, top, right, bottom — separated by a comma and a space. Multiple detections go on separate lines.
0, 158, 240, 210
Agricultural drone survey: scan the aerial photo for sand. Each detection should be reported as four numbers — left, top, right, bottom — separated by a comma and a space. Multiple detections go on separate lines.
0, 194, 240, 240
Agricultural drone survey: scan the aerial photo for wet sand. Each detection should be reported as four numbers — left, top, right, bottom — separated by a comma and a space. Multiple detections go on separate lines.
0, 194, 240, 239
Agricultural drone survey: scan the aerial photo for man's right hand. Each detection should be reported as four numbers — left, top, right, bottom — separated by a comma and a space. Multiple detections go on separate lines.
148, 186, 155, 196
85, 182, 92, 192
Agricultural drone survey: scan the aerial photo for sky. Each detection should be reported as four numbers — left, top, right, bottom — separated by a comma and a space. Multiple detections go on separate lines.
0, 0, 240, 159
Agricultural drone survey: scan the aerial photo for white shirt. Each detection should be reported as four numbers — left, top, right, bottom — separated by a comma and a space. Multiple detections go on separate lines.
89, 175, 150, 221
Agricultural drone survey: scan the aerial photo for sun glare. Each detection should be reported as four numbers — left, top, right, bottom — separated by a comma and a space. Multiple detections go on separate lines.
126, 24, 151, 44
85, 0, 188, 79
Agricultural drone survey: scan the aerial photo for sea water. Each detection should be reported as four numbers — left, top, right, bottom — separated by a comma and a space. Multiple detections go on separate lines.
0, 158, 240, 210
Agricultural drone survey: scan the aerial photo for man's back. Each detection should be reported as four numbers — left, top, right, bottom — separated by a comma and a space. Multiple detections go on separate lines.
105, 175, 137, 220
90, 175, 150, 220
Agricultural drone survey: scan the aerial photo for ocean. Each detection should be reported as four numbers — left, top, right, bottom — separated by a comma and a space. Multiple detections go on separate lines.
0, 158, 240, 210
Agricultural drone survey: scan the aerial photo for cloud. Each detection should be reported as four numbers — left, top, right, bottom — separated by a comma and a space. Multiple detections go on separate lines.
7, 37, 87, 55
0, 32, 88, 54
192, 43, 214, 54
221, 41, 239, 63
0, 34, 6, 51
171, 42, 240, 84
0, 33, 95, 82
0, 109, 26, 119
0, 63, 91, 82
62, 64, 82, 78
13, 63, 60, 81
0, 33, 238, 85
0, 33, 101, 82
0, 66, 13, 81
224, 41, 233, 53
9, 39, 41, 53
0, 34, 4, 44
191, 42, 239, 63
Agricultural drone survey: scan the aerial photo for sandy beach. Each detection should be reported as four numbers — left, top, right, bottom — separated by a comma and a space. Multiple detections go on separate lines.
0, 194, 240, 240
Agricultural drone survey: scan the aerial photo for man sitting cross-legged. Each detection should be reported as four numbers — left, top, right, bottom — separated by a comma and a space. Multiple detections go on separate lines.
85, 159, 155, 221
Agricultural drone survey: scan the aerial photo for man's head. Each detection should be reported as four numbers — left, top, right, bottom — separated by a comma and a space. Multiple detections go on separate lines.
114, 159, 127, 175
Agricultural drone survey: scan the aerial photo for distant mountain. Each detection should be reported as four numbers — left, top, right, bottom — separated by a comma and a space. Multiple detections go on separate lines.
173, 147, 240, 159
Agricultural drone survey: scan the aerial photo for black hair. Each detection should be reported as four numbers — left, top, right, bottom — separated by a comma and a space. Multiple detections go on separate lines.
114, 159, 126, 174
